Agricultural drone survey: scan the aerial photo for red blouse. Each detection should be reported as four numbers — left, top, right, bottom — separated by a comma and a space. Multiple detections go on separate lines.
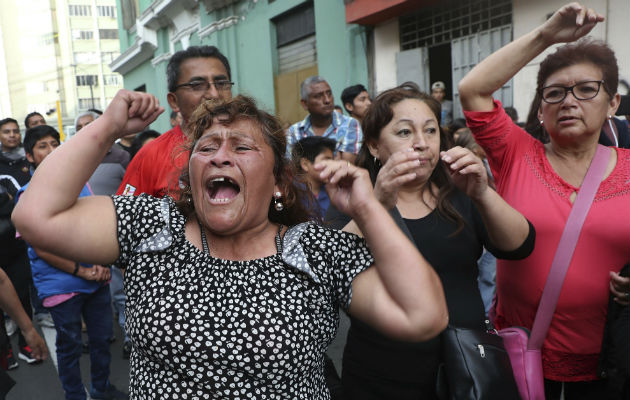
465, 100, 630, 381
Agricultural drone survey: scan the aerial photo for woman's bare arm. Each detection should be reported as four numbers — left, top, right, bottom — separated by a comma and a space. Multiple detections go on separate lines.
458, 3, 604, 112
318, 160, 448, 342
12, 90, 163, 265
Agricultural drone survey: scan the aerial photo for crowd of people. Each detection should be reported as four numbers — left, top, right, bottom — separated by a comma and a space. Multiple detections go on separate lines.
0, 2, 628, 400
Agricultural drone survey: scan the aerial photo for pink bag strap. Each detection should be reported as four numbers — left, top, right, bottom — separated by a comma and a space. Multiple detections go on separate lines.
528, 145, 611, 350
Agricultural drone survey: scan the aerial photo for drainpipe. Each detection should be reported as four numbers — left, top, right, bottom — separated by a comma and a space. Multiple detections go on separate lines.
91, 0, 105, 109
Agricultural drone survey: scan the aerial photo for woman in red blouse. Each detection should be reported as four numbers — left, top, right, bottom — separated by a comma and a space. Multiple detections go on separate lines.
458, 3, 630, 399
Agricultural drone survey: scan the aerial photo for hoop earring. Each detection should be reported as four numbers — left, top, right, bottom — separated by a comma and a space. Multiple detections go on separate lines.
273, 191, 284, 211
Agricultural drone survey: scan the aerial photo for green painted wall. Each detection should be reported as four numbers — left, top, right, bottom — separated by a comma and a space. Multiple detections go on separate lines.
116, 0, 368, 133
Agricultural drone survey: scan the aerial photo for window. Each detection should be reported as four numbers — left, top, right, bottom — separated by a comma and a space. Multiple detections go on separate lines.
76, 75, 98, 86
73, 30, 94, 40
99, 29, 118, 39
273, 2, 315, 47
68, 5, 91, 17
74, 52, 99, 64
104, 75, 121, 86
121, 0, 139, 30
400, 0, 512, 49
97, 5, 116, 18
78, 98, 101, 109
101, 52, 120, 63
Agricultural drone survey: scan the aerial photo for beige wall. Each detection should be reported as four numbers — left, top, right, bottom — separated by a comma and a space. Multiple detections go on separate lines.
512, 0, 630, 120
0, 0, 123, 131
0, 0, 59, 123
373, 18, 400, 95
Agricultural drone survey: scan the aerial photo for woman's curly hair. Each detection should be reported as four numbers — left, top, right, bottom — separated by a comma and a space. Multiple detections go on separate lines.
175, 95, 314, 226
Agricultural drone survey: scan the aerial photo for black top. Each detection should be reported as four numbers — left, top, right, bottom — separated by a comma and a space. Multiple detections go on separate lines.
326, 190, 535, 396
0, 152, 30, 198
0, 153, 30, 258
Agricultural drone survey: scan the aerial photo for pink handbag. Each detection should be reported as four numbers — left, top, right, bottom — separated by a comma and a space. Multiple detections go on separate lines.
497, 145, 611, 400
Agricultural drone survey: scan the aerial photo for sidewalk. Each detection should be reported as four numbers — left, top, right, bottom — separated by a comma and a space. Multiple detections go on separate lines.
6, 321, 130, 399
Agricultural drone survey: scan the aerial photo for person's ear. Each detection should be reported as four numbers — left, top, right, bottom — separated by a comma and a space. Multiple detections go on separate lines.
167, 92, 180, 113
607, 93, 621, 117
25, 152, 34, 164
300, 99, 309, 111
299, 157, 311, 173
367, 140, 379, 160
345, 102, 354, 114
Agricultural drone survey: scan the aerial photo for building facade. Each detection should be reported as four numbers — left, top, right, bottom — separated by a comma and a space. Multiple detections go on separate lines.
349, 0, 629, 123
111, 0, 369, 132
0, 0, 124, 135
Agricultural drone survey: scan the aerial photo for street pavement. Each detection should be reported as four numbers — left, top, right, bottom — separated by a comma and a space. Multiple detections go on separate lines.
5, 310, 350, 399
5, 320, 130, 399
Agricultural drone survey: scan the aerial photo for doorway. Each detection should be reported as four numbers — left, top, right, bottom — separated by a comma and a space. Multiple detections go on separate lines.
428, 43, 452, 100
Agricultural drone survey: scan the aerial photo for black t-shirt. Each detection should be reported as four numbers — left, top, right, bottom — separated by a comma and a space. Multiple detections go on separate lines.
325, 190, 534, 394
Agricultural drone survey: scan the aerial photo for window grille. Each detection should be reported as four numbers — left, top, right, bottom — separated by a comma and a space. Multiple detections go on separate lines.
68, 5, 91, 17
400, 0, 511, 50
97, 5, 116, 18
99, 29, 119, 39
76, 75, 98, 86
104, 75, 121, 86
73, 30, 94, 40
78, 98, 101, 109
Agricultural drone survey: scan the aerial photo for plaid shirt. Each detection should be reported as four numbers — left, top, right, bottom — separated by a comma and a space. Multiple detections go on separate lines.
286, 111, 363, 158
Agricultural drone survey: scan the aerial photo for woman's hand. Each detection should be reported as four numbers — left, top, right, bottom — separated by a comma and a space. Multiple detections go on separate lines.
609, 271, 629, 306
539, 3, 604, 45
314, 159, 376, 220
440, 147, 488, 201
80, 265, 111, 283
21, 326, 48, 362
373, 150, 422, 210
101, 89, 163, 139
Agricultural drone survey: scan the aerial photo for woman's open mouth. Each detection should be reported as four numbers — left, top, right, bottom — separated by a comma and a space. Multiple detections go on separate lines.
207, 177, 240, 204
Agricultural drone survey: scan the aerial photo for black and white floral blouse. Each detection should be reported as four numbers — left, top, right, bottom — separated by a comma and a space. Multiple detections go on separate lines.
113, 194, 374, 399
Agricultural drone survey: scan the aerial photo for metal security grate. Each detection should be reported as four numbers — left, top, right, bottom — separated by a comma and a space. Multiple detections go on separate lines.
400, 0, 511, 50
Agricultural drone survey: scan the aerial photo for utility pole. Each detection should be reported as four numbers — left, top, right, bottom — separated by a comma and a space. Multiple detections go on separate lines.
89, 75, 95, 109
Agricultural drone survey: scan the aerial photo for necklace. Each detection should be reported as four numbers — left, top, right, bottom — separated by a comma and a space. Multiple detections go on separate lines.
197, 219, 284, 256
198, 219, 210, 254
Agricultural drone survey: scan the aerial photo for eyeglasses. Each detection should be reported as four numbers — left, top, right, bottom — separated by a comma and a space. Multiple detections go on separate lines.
175, 79, 234, 92
540, 80, 605, 104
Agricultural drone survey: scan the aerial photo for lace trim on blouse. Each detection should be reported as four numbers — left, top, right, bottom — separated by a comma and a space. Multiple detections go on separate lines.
132, 201, 321, 284
525, 142, 630, 202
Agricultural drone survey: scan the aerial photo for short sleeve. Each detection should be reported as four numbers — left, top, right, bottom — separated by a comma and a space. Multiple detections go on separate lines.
112, 194, 173, 268
284, 223, 373, 310
464, 99, 536, 188
467, 196, 536, 260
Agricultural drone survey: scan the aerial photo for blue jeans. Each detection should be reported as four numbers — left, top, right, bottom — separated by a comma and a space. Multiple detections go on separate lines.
109, 267, 127, 341
48, 285, 113, 400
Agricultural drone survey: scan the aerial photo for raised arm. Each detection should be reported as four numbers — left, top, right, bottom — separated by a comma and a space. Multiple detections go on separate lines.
316, 160, 448, 342
441, 147, 531, 251
458, 2, 604, 112
12, 90, 163, 265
